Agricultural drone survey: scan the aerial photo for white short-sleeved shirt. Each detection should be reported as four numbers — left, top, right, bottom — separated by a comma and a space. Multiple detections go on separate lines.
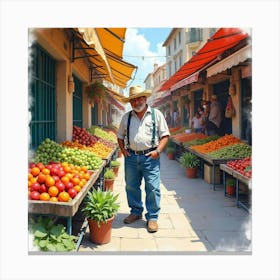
117, 106, 170, 151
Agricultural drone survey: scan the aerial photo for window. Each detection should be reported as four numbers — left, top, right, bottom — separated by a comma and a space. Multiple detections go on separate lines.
168, 45, 171, 56
173, 38, 176, 51
174, 60, 177, 72
179, 55, 182, 68
178, 30, 181, 44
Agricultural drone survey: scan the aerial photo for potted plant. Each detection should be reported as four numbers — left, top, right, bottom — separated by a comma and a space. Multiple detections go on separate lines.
86, 81, 106, 104
81, 188, 120, 244
179, 152, 200, 178
110, 160, 121, 177
166, 146, 176, 160
226, 177, 236, 195
104, 167, 116, 191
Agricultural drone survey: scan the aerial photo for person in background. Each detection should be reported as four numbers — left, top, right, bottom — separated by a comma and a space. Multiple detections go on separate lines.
165, 111, 172, 127
172, 109, 178, 127
117, 85, 170, 233
203, 101, 211, 135
191, 111, 204, 133
208, 95, 222, 135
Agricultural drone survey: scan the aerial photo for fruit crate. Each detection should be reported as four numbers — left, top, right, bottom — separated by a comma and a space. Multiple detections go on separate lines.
28, 161, 106, 217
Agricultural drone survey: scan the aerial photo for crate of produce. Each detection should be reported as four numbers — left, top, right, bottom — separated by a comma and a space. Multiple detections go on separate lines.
204, 163, 221, 184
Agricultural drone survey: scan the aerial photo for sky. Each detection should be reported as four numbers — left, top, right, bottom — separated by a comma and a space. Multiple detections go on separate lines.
122, 28, 172, 89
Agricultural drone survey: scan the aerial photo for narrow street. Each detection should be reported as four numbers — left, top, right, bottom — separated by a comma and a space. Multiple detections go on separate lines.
78, 153, 251, 253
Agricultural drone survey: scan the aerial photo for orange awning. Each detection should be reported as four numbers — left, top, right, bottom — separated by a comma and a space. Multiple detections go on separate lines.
75, 28, 137, 88
159, 28, 249, 92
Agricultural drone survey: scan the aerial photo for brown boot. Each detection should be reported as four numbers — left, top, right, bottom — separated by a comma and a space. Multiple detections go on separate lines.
123, 214, 142, 224
147, 220, 158, 233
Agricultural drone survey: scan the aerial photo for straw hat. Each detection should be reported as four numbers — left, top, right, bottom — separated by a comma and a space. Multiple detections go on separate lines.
121, 85, 152, 103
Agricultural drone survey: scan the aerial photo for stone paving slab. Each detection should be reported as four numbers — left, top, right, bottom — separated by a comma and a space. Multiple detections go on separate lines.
78, 153, 251, 253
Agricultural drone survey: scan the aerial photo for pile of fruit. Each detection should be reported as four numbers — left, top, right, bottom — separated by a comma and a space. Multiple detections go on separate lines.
208, 143, 252, 159
87, 125, 117, 143
28, 162, 92, 202
34, 138, 103, 170
61, 140, 113, 159
190, 134, 241, 154
72, 126, 99, 146
226, 157, 252, 178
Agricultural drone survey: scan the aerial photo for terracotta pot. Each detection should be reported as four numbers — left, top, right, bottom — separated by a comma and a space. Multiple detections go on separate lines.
104, 179, 114, 191
112, 167, 119, 177
226, 185, 235, 195
88, 216, 114, 244
168, 153, 175, 160
186, 167, 198, 178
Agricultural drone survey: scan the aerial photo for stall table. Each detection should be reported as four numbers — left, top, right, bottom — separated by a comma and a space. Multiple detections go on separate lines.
220, 163, 251, 213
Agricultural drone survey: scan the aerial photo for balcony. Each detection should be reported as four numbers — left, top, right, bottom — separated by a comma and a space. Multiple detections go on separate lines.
186, 29, 202, 44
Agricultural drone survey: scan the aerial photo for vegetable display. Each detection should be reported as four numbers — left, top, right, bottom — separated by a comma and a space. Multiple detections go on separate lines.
226, 157, 252, 178
72, 125, 98, 146
208, 143, 252, 159
184, 135, 220, 147
190, 134, 241, 154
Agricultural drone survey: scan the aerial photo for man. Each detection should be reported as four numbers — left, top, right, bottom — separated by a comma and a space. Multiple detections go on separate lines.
117, 85, 170, 233
208, 95, 222, 135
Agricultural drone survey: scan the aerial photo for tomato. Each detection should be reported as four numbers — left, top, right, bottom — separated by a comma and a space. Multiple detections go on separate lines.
64, 181, 74, 190
36, 162, 45, 170
30, 191, 40, 200
49, 197, 58, 202
39, 184, 48, 193
30, 182, 40, 192
55, 181, 65, 192
67, 188, 77, 198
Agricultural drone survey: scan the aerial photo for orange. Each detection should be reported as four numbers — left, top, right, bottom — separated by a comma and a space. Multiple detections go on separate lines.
42, 168, 50, 175
40, 192, 50, 201
61, 176, 70, 184
83, 173, 90, 180
48, 186, 59, 197
64, 165, 71, 173
81, 166, 88, 172
74, 185, 81, 193
28, 173, 33, 180
49, 197, 58, 202
58, 191, 70, 202
71, 177, 80, 186
45, 176, 55, 187
37, 173, 46, 184
31, 167, 40, 177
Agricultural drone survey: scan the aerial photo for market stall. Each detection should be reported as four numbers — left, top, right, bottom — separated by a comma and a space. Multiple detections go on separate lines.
220, 160, 252, 212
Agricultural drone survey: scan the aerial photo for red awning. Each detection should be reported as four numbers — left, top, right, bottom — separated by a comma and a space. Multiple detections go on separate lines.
159, 28, 249, 92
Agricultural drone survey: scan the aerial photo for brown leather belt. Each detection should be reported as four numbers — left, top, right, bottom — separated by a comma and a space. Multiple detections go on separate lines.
127, 147, 156, 155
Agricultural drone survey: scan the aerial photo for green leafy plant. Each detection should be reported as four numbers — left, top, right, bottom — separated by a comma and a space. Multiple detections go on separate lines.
81, 188, 120, 227
179, 152, 200, 168
226, 178, 235, 186
104, 168, 116, 179
86, 81, 106, 102
29, 216, 77, 252
110, 160, 120, 168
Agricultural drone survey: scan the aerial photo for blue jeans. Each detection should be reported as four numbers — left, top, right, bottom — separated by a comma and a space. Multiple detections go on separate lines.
124, 153, 161, 221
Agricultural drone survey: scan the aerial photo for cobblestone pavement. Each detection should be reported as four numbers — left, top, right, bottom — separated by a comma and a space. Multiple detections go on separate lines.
78, 153, 251, 254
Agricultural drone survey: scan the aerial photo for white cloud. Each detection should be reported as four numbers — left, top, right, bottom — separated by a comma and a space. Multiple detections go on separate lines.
123, 28, 166, 89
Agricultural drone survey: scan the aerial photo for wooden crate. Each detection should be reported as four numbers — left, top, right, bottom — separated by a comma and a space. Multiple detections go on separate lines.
204, 163, 221, 184
28, 162, 105, 217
